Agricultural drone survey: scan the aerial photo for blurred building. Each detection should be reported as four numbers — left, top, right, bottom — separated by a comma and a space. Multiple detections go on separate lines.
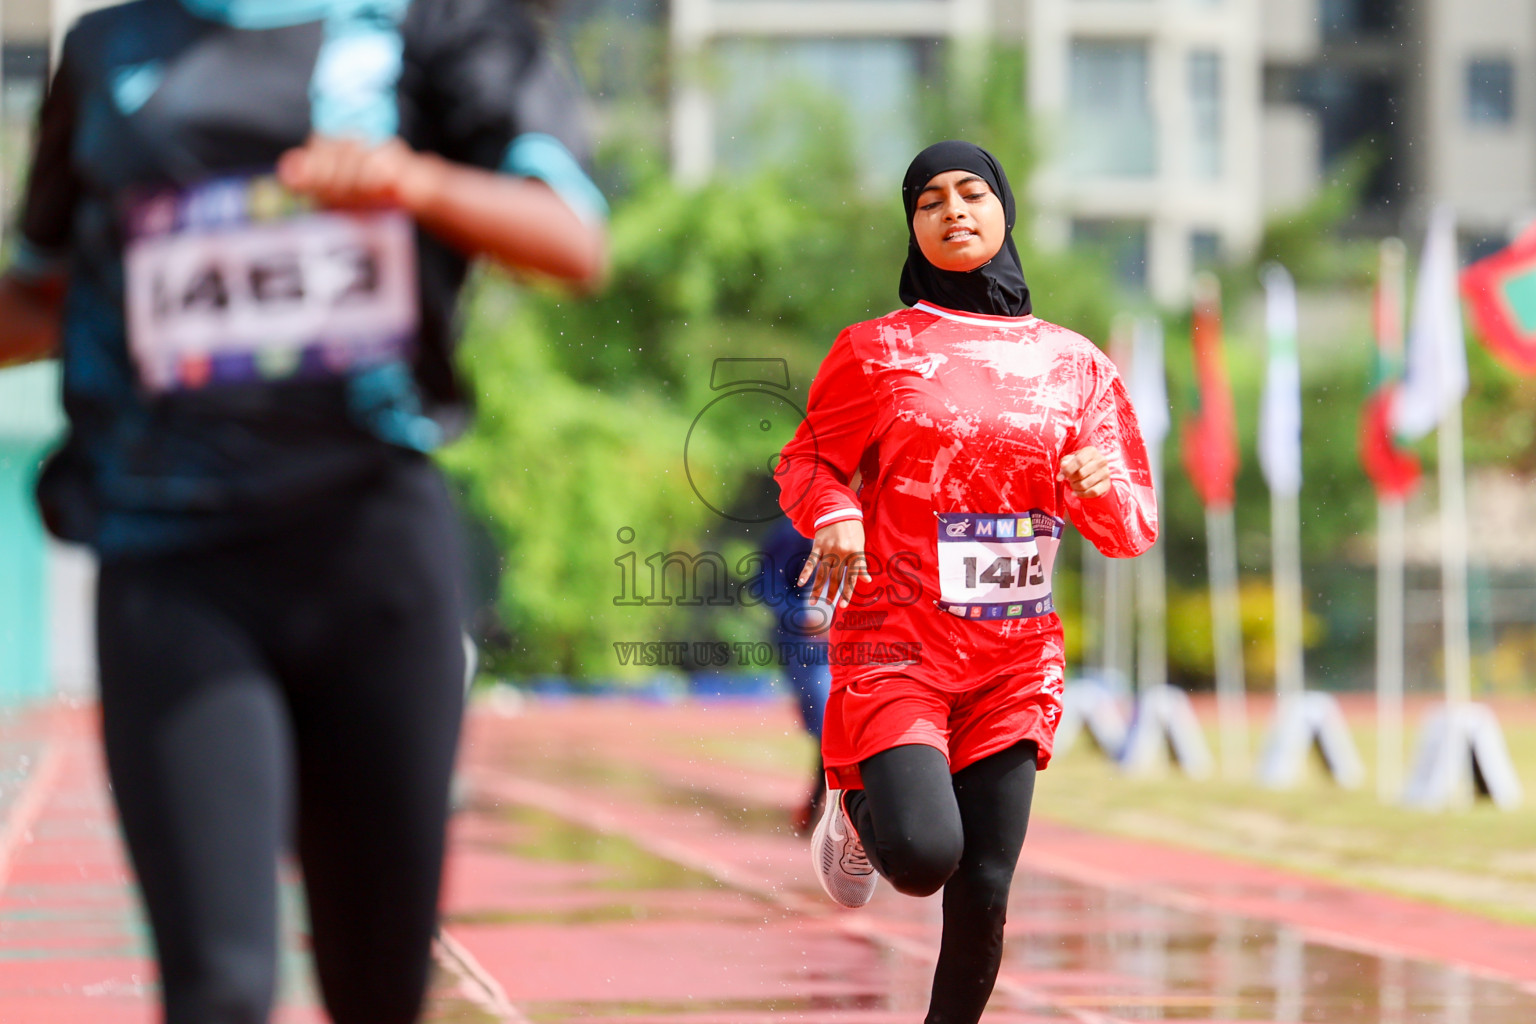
1027, 0, 1264, 303
668, 0, 990, 189
661, 0, 1536, 303
12, 0, 1532, 303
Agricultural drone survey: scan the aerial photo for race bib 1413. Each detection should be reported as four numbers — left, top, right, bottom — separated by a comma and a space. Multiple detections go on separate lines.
935, 511, 1063, 621
123, 176, 418, 393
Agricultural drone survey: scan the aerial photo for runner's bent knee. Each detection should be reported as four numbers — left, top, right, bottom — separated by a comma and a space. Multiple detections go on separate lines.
878, 827, 963, 897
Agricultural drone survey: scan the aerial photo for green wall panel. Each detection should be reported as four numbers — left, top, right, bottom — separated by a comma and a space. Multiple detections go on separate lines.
0, 441, 48, 705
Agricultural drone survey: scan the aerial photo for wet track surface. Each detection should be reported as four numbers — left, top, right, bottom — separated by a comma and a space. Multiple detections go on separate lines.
445, 699, 1536, 1023
4, 699, 1536, 1022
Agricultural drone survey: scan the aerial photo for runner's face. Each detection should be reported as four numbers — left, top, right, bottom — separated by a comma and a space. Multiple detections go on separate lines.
911, 170, 1006, 273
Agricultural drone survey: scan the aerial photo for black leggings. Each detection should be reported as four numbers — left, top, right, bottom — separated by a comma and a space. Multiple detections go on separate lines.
846, 741, 1038, 1024
96, 455, 466, 1024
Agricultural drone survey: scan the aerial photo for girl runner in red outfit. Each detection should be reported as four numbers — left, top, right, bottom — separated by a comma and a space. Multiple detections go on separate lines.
775, 141, 1158, 1024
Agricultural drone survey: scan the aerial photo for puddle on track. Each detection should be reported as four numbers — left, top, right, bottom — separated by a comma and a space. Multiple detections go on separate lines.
494, 803, 733, 893
1000, 872, 1536, 1021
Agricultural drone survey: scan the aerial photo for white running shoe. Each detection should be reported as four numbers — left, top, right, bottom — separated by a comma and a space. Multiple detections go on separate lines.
810, 789, 876, 908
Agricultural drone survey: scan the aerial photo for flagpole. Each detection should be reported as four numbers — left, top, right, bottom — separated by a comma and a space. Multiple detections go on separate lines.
1394, 206, 1495, 809
1374, 237, 1409, 802
1377, 494, 1406, 801
1105, 542, 1134, 692
1134, 317, 1168, 697
1105, 316, 1137, 696
1258, 258, 1365, 789
1260, 265, 1305, 712
1272, 490, 1304, 702
1439, 395, 1473, 710
1207, 504, 1247, 777
1184, 273, 1247, 779
1083, 537, 1105, 676
1137, 518, 1168, 692
1393, 208, 1523, 809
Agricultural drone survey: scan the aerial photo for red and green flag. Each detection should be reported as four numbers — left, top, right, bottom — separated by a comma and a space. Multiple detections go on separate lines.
1358, 240, 1421, 499
1461, 222, 1536, 375
1180, 277, 1240, 509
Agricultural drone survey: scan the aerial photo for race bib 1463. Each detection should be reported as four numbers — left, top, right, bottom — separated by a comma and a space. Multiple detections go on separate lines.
123, 176, 418, 393
935, 511, 1063, 621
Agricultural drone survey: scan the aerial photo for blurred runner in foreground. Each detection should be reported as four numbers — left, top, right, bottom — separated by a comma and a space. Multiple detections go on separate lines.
0, 1, 606, 1021
776, 140, 1157, 1024
756, 517, 831, 832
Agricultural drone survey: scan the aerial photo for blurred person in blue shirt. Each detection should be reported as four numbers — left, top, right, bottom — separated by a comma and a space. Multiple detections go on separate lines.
758, 517, 832, 833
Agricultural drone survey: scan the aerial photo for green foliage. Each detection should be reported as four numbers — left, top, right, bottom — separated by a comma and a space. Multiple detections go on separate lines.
439, 285, 715, 678
1248, 148, 1379, 291
532, 158, 906, 400
1463, 338, 1536, 473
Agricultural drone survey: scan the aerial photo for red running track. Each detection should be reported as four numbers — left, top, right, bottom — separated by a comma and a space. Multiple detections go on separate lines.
5, 697, 1536, 1022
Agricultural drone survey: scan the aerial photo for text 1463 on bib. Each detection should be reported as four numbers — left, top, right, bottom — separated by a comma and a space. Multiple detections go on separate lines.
124, 176, 418, 393
935, 511, 1063, 620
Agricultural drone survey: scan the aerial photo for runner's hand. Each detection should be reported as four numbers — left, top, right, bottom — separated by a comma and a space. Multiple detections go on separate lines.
799, 520, 873, 609
1058, 446, 1111, 499
277, 136, 444, 212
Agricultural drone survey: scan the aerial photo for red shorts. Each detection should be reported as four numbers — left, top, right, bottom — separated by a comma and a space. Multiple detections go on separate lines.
821, 667, 1063, 791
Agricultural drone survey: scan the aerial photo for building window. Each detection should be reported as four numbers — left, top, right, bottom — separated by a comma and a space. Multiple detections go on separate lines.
1073, 218, 1149, 291
1460, 231, 1508, 265
712, 39, 927, 187
1188, 51, 1222, 180
1067, 40, 1156, 179
1191, 230, 1222, 271
1321, 0, 1399, 39
1467, 58, 1515, 126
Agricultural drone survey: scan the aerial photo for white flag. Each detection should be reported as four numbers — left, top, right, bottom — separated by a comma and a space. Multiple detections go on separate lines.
1129, 316, 1168, 482
1260, 264, 1302, 497
1393, 206, 1468, 440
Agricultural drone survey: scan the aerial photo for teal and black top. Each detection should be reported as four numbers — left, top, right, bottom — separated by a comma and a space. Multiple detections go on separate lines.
15, 0, 606, 556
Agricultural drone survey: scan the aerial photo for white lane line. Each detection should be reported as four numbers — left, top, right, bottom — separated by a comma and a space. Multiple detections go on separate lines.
0, 725, 66, 897
435, 927, 532, 1024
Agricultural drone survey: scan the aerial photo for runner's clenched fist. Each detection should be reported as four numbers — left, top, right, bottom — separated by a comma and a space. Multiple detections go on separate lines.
277, 136, 444, 212
1057, 446, 1111, 499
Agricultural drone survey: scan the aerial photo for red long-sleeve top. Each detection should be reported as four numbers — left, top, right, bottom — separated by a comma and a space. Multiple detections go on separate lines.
776, 301, 1158, 700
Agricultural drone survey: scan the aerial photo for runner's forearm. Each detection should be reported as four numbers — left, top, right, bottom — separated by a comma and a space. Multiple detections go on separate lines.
401, 152, 607, 288
1067, 482, 1158, 558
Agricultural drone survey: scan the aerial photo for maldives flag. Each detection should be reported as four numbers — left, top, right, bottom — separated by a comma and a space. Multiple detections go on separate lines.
1461, 221, 1536, 375
1180, 276, 1240, 509
1359, 239, 1421, 499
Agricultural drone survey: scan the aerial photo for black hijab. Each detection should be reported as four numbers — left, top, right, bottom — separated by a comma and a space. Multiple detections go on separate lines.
898, 140, 1031, 317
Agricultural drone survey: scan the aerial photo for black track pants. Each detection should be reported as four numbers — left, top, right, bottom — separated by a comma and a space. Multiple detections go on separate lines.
96, 455, 466, 1024
847, 741, 1039, 1024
